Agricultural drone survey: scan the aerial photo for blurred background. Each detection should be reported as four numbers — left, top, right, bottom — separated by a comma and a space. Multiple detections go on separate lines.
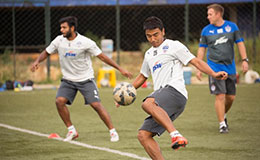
0, 0, 259, 84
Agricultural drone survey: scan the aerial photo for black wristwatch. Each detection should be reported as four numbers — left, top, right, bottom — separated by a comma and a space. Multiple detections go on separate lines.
242, 58, 249, 63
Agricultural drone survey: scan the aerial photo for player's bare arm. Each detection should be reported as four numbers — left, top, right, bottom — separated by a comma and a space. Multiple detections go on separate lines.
97, 53, 133, 79
237, 42, 249, 73
196, 47, 206, 80
30, 50, 49, 72
132, 73, 147, 89
190, 57, 228, 80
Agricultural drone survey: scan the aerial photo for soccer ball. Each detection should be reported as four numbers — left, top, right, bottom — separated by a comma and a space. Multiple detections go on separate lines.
113, 82, 137, 106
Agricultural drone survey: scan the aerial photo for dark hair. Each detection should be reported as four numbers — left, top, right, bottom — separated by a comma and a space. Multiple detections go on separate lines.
207, 4, 224, 17
59, 16, 78, 31
143, 16, 164, 31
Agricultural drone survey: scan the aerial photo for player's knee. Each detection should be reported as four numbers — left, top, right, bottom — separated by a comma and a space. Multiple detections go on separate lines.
228, 95, 235, 102
142, 99, 152, 111
90, 102, 103, 111
55, 97, 66, 107
137, 130, 146, 142
216, 94, 225, 101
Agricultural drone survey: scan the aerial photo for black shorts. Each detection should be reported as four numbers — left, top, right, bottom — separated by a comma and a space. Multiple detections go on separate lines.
208, 74, 236, 95
56, 78, 101, 105
139, 85, 187, 136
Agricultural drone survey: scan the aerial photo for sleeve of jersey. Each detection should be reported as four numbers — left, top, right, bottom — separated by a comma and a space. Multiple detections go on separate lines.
88, 41, 102, 56
199, 29, 208, 48
140, 57, 150, 78
174, 43, 195, 65
46, 36, 59, 54
233, 24, 244, 43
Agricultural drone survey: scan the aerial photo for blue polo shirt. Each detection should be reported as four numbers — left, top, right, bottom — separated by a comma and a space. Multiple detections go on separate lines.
199, 20, 244, 75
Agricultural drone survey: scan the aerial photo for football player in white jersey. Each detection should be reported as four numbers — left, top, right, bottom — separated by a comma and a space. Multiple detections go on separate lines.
126, 16, 228, 160
31, 16, 132, 142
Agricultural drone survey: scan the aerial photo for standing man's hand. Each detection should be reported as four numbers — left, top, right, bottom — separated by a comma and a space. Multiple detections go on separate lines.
242, 61, 249, 74
196, 70, 202, 81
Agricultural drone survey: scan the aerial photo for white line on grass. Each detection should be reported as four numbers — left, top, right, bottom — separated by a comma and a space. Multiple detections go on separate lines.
0, 123, 150, 160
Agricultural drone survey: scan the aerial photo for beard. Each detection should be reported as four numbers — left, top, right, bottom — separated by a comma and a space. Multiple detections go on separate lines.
63, 29, 72, 38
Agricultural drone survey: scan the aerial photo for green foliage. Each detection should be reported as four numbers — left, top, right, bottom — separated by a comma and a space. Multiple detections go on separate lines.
0, 85, 260, 159
0, 49, 12, 65
84, 31, 101, 48
139, 42, 151, 55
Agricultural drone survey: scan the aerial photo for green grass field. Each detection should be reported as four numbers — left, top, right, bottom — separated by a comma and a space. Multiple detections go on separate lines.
0, 84, 260, 160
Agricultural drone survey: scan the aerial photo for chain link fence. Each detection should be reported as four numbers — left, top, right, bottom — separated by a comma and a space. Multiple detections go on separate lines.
0, 0, 259, 83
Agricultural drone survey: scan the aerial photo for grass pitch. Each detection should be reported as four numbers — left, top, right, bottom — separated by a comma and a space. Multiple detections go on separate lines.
0, 84, 260, 160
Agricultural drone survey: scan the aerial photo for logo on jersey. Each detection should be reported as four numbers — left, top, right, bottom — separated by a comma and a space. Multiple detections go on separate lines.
65, 51, 76, 57
217, 28, 223, 34
153, 50, 158, 56
163, 45, 169, 53
152, 61, 162, 72
76, 41, 82, 47
214, 36, 228, 45
225, 25, 231, 33
209, 30, 214, 34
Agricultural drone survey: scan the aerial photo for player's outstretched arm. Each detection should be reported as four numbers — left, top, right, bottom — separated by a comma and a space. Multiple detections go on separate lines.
97, 53, 133, 79
30, 50, 49, 72
132, 73, 147, 89
189, 57, 228, 80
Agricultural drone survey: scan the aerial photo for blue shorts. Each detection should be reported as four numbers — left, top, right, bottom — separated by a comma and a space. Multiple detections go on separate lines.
139, 85, 187, 136
57, 78, 101, 105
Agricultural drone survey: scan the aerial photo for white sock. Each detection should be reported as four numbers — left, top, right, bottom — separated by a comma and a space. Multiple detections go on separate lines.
109, 128, 117, 134
219, 121, 226, 128
170, 130, 182, 138
68, 125, 76, 132
224, 114, 227, 119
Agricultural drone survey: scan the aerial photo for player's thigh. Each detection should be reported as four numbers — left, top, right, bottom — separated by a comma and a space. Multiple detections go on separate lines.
152, 86, 186, 117
209, 76, 227, 94
57, 79, 77, 105
77, 79, 101, 105
226, 75, 236, 95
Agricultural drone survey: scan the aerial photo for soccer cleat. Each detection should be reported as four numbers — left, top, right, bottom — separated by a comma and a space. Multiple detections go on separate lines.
219, 126, 229, 134
224, 118, 229, 128
171, 136, 188, 150
64, 131, 79, 141
110, 132, 119, 142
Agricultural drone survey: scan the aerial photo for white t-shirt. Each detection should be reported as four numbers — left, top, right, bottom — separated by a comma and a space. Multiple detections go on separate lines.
46, 33, 102, 82
141, 39, 195, 99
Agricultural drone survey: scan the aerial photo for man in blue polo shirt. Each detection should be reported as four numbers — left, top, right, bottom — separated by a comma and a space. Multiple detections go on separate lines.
196, 4, 249, 133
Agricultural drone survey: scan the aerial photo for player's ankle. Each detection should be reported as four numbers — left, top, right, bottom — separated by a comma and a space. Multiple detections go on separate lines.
170, 130, 182, 138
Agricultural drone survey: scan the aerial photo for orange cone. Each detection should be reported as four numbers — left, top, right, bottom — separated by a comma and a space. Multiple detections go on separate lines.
48, 133, 60, 139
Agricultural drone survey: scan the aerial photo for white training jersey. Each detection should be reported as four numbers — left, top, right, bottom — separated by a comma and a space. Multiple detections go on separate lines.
46, 33, 102, 82
141, 39, 195, 99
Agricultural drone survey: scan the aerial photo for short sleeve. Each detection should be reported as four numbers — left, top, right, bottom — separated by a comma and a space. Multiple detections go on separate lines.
233, 24, 244, 43
87, 41, 102, 56
199, 28, 208, 48
46, 36, 60, 54
140, 57, 150, 78
174, 43, 195, 65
